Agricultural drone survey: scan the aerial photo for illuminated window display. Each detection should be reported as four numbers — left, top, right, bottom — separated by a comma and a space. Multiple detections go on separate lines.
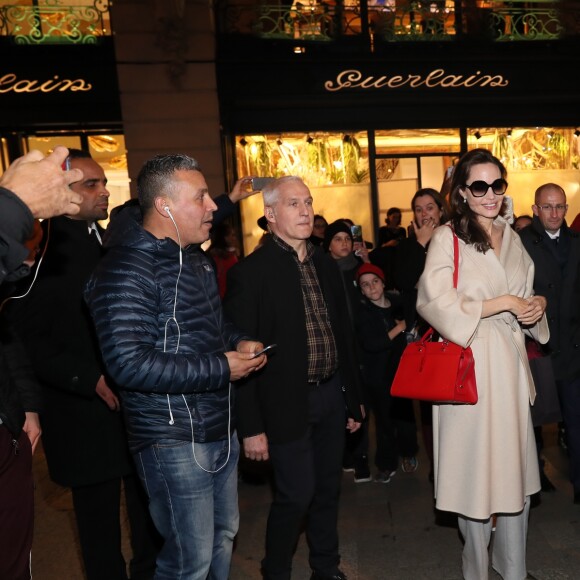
235, 127, 580, 254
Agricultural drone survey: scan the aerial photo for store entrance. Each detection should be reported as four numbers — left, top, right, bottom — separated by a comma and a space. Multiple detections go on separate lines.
374, 154, 455, 236
233, 126, 580, 255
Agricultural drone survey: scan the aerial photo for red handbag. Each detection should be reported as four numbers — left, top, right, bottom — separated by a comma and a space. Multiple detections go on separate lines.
390, 229, 478, 405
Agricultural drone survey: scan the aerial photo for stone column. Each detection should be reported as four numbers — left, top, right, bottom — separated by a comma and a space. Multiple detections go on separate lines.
110, 0, 226, 197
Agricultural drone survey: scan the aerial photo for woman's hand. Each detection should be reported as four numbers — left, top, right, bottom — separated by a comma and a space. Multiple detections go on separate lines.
516, 295, 547, 325
483, 294, 546, 322
414, 219, 437, 248
503, 295, 546, 325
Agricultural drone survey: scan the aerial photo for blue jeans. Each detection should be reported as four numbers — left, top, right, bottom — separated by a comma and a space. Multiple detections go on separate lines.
135, 434, 240, 580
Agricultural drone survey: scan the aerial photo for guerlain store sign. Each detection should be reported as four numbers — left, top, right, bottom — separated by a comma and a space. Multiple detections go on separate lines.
324, 68, 510, 92
0, 74, 93, 93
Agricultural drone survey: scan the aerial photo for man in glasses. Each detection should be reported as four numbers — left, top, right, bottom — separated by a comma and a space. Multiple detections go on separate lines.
519, 183, 580, 504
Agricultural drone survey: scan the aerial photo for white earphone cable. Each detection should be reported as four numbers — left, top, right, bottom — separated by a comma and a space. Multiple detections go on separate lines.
0, 219, 51, 314
162, 205, 231, 473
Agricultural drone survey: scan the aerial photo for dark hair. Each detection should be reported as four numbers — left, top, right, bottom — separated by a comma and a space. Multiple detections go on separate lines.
66, 148, 92, 161
313, 214, 328, 226
137, 154, 201, 213
387, 207, 401, 216
210, 222, 234, 251
411, 188, 449, 224
512, 214, 533, 232
449, 148, 507, 253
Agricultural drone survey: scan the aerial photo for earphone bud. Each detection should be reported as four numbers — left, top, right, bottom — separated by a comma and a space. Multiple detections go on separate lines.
163, 206, 171, 215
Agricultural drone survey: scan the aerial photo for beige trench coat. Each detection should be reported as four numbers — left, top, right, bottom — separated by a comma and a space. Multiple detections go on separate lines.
417, 219, 549, 519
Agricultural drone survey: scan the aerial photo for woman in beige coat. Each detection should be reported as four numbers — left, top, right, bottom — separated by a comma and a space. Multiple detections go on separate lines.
417, 149, 549, 580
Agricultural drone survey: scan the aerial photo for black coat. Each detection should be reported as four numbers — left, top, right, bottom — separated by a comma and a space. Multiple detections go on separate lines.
0, 187, 41, 436
519, 216, 580, 381
393, 237, 429, 329
355, 292, 406, 391
13, 217, 132, 487
0, 187, 33, 285
224, 237, 363, 444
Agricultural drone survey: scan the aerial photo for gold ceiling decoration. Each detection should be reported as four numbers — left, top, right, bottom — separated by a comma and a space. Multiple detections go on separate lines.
89, 135, 119, 153
108, 154, 128, 170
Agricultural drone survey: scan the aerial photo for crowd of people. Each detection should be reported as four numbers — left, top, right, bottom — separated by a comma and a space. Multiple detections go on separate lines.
0, 145, 578, 580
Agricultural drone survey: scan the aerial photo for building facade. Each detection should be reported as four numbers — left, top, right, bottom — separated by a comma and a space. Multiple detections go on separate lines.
1, 1, 579, 248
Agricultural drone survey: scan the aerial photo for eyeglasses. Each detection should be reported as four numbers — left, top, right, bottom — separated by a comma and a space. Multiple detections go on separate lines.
463, 179, 508, 197
535, 204, 568, 213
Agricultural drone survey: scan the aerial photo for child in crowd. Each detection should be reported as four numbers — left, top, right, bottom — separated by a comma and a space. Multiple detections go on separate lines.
355, 263, 419, 482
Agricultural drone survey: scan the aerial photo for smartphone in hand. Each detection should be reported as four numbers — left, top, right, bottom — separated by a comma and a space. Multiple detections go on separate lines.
252, 177, 275, 191
252, 344, 277, 358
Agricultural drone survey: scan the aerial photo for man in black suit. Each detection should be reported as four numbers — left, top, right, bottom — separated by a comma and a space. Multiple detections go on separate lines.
13, 149, 159, 579
224, 176, 363, 580
519, 182, 580, 504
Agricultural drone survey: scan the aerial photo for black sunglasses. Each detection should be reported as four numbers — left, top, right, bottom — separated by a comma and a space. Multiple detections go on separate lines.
463, 178, 508, 197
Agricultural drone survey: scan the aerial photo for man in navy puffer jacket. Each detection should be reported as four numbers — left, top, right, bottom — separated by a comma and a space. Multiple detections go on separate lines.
85, 154, 267, 580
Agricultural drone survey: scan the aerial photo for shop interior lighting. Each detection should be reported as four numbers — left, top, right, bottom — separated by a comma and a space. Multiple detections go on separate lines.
294, 46, 306, 54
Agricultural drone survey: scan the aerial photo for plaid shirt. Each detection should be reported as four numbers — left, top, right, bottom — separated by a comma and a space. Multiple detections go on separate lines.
273, 234, 338, 382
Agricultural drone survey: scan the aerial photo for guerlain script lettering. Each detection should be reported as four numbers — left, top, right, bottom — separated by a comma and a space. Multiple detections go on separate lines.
324, 69, 509, 91
0, 74, 92, 93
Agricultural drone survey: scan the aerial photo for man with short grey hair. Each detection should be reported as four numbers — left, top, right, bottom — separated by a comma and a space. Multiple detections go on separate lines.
225, 175, 363, 580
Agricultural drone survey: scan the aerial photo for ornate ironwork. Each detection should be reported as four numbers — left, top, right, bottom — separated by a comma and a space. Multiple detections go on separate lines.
0, 1, 110, 45
369, 2, 456, 41
488, 2, 564, 41
216, 1, 575, 43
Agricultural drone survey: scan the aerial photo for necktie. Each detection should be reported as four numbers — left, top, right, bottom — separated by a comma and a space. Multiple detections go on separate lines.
88, 224, 102, 245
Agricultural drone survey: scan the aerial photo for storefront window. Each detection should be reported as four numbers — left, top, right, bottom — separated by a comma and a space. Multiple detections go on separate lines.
375, 128, 461, 155
373, 128, 460, 231
234, 126, 580, 252
467, 126, 580, 220
236, 131, 373, 255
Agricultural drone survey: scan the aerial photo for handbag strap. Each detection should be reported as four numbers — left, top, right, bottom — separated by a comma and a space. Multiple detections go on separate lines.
418, 226, 460, 344
447, 224, 459, 289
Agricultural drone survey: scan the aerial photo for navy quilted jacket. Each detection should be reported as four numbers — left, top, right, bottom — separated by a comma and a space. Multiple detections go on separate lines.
84, 206, 249, 453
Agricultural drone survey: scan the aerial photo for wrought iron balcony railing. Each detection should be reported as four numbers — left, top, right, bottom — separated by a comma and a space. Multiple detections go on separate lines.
0, 1, 111, 44
216, 0, 578, 43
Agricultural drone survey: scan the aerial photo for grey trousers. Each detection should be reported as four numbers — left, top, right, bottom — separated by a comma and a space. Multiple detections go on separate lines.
457, 495, 531, 580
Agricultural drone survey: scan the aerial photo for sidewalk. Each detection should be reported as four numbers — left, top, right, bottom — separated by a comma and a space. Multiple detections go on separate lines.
31, 423, 580, 579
